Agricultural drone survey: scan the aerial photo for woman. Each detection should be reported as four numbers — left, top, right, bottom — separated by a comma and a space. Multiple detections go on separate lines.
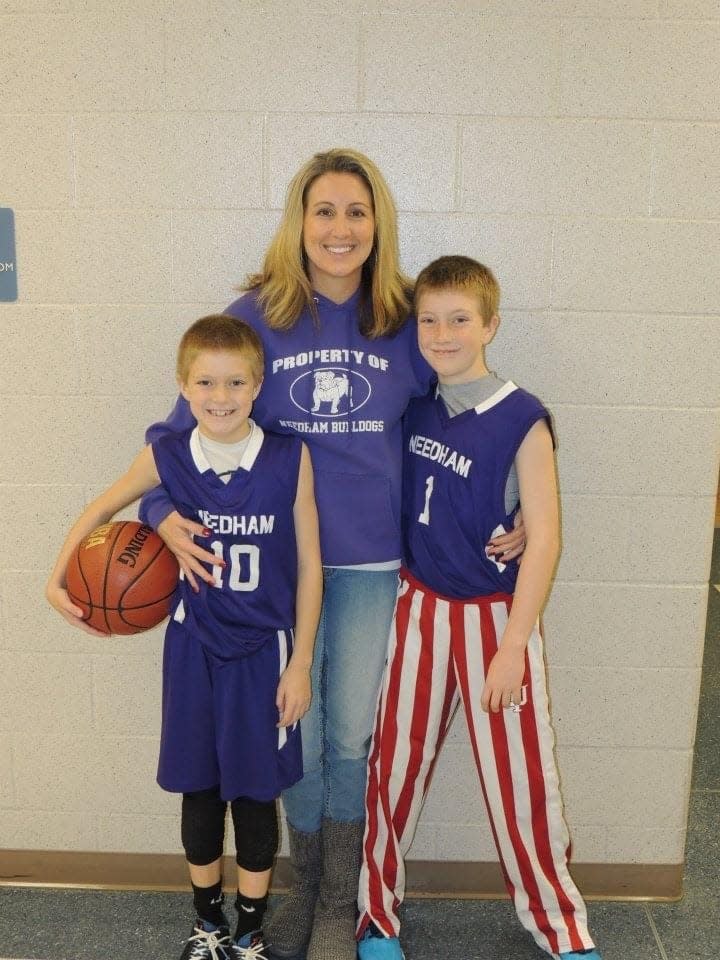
141, 149, 523, 960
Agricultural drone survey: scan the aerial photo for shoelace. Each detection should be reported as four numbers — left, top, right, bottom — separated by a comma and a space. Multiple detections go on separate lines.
185, 924, 230, 959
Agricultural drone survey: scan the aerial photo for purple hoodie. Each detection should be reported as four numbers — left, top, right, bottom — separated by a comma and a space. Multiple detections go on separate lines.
141, 287, 431, 566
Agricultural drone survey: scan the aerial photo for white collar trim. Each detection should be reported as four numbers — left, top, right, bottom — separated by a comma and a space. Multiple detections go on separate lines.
189, 419, 264, 474
474, 380, 518, 414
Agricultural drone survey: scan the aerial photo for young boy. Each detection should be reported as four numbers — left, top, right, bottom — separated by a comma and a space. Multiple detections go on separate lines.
356, 258, 601, 960
46, 315, 323, 960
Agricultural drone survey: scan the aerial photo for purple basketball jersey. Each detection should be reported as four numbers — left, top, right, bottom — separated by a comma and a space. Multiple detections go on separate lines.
403, 382, 551, 599
153, 424, 301, 658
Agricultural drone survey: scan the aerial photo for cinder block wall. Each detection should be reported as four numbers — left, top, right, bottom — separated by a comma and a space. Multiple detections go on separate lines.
1, 0, 718, 871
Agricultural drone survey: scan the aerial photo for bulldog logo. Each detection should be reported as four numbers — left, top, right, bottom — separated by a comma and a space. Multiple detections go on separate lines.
290, 368, 371, 417
312, 370, 350, 414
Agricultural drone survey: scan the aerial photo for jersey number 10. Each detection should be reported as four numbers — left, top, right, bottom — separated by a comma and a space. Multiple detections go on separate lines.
210, 540, 260, 591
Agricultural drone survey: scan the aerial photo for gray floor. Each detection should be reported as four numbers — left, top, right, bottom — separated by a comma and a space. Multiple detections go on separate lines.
1, 534, 718, 960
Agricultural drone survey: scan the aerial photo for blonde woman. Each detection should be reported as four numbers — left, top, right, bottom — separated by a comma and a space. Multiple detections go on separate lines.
141, 149, 524, 960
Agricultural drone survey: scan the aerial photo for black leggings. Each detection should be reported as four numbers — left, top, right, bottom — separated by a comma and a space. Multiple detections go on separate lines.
181, 787, 278, 872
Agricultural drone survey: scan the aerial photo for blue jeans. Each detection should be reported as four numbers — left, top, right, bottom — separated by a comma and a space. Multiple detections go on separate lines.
281, 567, 399, 832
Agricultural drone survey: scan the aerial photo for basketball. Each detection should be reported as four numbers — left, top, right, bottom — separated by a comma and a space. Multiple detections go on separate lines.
65, 520, 179, 635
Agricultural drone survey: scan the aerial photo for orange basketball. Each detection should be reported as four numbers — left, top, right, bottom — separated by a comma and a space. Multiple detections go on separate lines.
65, 521, 179, 635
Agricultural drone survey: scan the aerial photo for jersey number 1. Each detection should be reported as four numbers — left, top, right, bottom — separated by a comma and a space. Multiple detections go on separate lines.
418, 475, 434, 526
210, 541, 260, 591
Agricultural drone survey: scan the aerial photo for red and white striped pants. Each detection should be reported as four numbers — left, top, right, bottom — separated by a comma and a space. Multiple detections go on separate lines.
357, 571, 594, 956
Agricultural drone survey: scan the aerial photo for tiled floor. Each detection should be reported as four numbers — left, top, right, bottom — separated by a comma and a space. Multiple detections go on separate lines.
1, 533, 718, 960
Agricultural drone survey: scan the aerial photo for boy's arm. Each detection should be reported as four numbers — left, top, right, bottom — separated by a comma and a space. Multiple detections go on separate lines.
46, 445, 161, 636
481, 419, 559, 713
276, 444, 323, 728
138, 396, 218, 590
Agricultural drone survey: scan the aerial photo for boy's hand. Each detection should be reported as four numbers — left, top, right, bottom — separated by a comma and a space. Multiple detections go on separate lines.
481, 645, 526, 713
276, 661, 312, 728
45, 582, 108, 637
157, 510, 224, 592
486, 509, 526, 563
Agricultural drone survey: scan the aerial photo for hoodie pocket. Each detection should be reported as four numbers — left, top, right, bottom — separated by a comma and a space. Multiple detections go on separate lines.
314, 471, 401, 564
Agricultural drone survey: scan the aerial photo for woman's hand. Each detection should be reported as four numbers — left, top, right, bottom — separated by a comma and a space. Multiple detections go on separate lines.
276, 662, 312, 728
486, 509, 526, 563
157, 511, 223, 591
45, 582, 108, 637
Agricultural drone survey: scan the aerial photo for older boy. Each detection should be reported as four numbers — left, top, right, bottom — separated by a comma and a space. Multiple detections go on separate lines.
357, 257, 601, 960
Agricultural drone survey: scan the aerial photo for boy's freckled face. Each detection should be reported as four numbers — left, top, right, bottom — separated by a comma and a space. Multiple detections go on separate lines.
180, 350, 261, 444
416, 289, 498, 385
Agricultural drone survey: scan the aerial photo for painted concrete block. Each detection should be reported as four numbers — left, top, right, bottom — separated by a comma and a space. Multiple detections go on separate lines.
652, 124, 720, 218
544, 583, 708, 670
172, 210, 281, 303
462, 119, 652, 216
552, 219, 720, 314
166, 7, 358, 111
557, 495, 714, 584
16, 211, 171, 304
363, 13, 559, 115
0, 116, 72, 207
266, 115, 457, 212
399, 214, 552, 310
0, 13, 164, 111
74, 113, 263, 209
560, 20, 720, 120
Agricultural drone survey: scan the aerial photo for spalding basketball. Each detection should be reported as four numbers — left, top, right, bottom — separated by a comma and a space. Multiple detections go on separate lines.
65, 521, 179, 635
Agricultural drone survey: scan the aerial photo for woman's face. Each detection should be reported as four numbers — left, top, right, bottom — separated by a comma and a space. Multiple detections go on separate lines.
302, 171, 375, 301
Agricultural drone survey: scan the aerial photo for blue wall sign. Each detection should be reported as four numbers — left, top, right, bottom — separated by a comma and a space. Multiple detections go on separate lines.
0, 209, 18, 302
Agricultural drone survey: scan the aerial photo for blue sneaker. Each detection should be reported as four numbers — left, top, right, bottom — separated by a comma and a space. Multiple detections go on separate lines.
557, 951, 602, 960
227, 929, 269, 959
357, 924, 405, 960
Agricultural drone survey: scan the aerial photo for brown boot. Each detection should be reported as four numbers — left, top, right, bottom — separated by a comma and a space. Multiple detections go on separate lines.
306, 817, 364, 960
264, 824, 322, 959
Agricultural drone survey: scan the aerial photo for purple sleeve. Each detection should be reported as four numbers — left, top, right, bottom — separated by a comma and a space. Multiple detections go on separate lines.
144, 394, 195, 444
138, 395, 195, 529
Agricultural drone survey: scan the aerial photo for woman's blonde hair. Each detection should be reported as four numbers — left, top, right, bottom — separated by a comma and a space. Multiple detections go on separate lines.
245, 148, 412, 338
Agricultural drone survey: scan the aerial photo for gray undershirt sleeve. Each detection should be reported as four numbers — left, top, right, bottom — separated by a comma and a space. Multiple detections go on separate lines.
438, 373, 520, 515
